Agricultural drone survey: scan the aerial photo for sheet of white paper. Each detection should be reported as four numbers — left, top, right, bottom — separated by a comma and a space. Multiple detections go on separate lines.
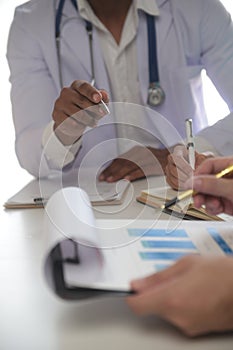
63, 219, 233, 291
43, 187, 104, 289
43, 187, 233, 294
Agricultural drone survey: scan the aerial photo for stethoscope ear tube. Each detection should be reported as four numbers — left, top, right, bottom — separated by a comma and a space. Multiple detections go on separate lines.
55, 0, 66, 38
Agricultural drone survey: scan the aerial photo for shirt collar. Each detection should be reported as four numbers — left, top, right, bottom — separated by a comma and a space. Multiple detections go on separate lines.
136, 0, 159, 17
77, 0, 160, 20
77, 0, 94, 22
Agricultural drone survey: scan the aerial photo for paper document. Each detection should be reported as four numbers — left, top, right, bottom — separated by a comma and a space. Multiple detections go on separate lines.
43, 187, 233, 299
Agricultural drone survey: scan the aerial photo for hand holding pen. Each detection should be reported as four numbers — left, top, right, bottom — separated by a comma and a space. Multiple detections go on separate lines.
166, 147, 207, 191
163, 157, 233, 214
52, 80, 109, 145
165, 118, 210, 190
184, 157, 233, 216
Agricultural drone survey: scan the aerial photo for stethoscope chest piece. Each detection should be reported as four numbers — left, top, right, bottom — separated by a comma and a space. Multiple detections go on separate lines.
148, 82, 165, 106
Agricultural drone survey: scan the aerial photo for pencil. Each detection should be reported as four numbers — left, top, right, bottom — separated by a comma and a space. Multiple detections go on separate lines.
161, 164, 233, 210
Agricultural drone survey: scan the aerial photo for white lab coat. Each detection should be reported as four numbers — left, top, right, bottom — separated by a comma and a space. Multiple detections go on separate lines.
7, 0, 233, 177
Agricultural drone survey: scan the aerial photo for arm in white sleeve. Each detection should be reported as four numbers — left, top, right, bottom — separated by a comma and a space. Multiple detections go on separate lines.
200, 0, 233, 111
42, 121, 82, 169
6, 3, 65, 177
193, 136, 219, 157
196, 113, 233, 156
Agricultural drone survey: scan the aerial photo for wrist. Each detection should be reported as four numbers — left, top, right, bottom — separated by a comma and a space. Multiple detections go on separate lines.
53, 122, 82, 146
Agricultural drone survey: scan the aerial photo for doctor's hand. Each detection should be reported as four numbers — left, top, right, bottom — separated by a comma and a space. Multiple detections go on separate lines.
52, 80, 109, 145
127, 255, 233, 337
99, 146, 169, 182
184, 156, 233, 216
165, 145, 208, 190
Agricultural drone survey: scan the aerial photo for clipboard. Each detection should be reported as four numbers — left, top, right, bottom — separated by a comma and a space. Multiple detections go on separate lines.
4, 177, 130, 209
50, 243, 134, 300
43, 187, 233, 301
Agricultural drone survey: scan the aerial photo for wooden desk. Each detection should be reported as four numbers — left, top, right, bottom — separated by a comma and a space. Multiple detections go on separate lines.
0, 178, 233, 350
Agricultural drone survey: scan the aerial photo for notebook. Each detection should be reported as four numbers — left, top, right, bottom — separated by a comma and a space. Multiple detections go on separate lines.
136, 186, 224, 221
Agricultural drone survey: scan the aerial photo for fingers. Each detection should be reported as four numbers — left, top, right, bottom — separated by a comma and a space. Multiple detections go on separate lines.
99, 158, 138, 182
99, 89, 109, 103
127, 281, 170, 316
192, 176, 233, 202
121, 168, 145, 182
72, 82, 109, 107
172, 145, 188, 158
71, 80, 103, 104
182, 156, 233, 215
99, 160, 163, 183
99, 147, 168, 182
165, 145, 209, 190
193, 193, 223, 214
195, 153, 208, 167
125, 162, 165, 182
127, 255, 199, 317
101, 163, 163, 182
165, 153, 193, 190
194, 156, 233, 176
128, 256, 233, 337
130, 255, 198, 293
184, 175, 233, 215
203, 197, 224, 215
99, 146, 151, 182
52, 80, 110, 144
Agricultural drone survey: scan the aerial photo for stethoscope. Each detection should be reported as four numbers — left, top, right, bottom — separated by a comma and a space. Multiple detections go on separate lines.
55, 0, 165, 107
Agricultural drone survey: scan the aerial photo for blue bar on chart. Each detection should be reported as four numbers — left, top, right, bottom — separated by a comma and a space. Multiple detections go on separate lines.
128, 228, 189, 238
207, 227, 233, 255
154, 264, 170, 271
140, 251, 189, 261
141, 240, 196, 250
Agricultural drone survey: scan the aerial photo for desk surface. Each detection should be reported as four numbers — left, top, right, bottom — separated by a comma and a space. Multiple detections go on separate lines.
1, 178, 233, 350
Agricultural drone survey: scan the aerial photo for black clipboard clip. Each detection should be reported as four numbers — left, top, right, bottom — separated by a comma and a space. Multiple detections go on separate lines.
50, 241, 135, 300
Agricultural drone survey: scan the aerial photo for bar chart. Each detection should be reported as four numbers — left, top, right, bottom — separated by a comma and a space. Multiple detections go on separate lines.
128, 226, 233, 272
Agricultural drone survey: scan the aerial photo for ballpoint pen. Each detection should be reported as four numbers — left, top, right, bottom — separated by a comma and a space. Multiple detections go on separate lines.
161, 164, 233, 210
185, 118, 195, 170
90, 79, 110, 115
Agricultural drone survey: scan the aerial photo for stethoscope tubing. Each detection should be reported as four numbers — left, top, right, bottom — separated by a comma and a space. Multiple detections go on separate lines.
55, 0, 165, 106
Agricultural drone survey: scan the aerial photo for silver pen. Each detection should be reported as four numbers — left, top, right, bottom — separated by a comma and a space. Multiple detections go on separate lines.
90, 79, 110, 115
185, 118, 195, 170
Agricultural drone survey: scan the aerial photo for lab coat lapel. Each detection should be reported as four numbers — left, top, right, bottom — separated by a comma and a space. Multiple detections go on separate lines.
156, 0, 173, 51
36, 0, 61, 92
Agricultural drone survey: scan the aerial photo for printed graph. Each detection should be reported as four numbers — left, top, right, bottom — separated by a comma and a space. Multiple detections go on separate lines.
128, 227, 233, 272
